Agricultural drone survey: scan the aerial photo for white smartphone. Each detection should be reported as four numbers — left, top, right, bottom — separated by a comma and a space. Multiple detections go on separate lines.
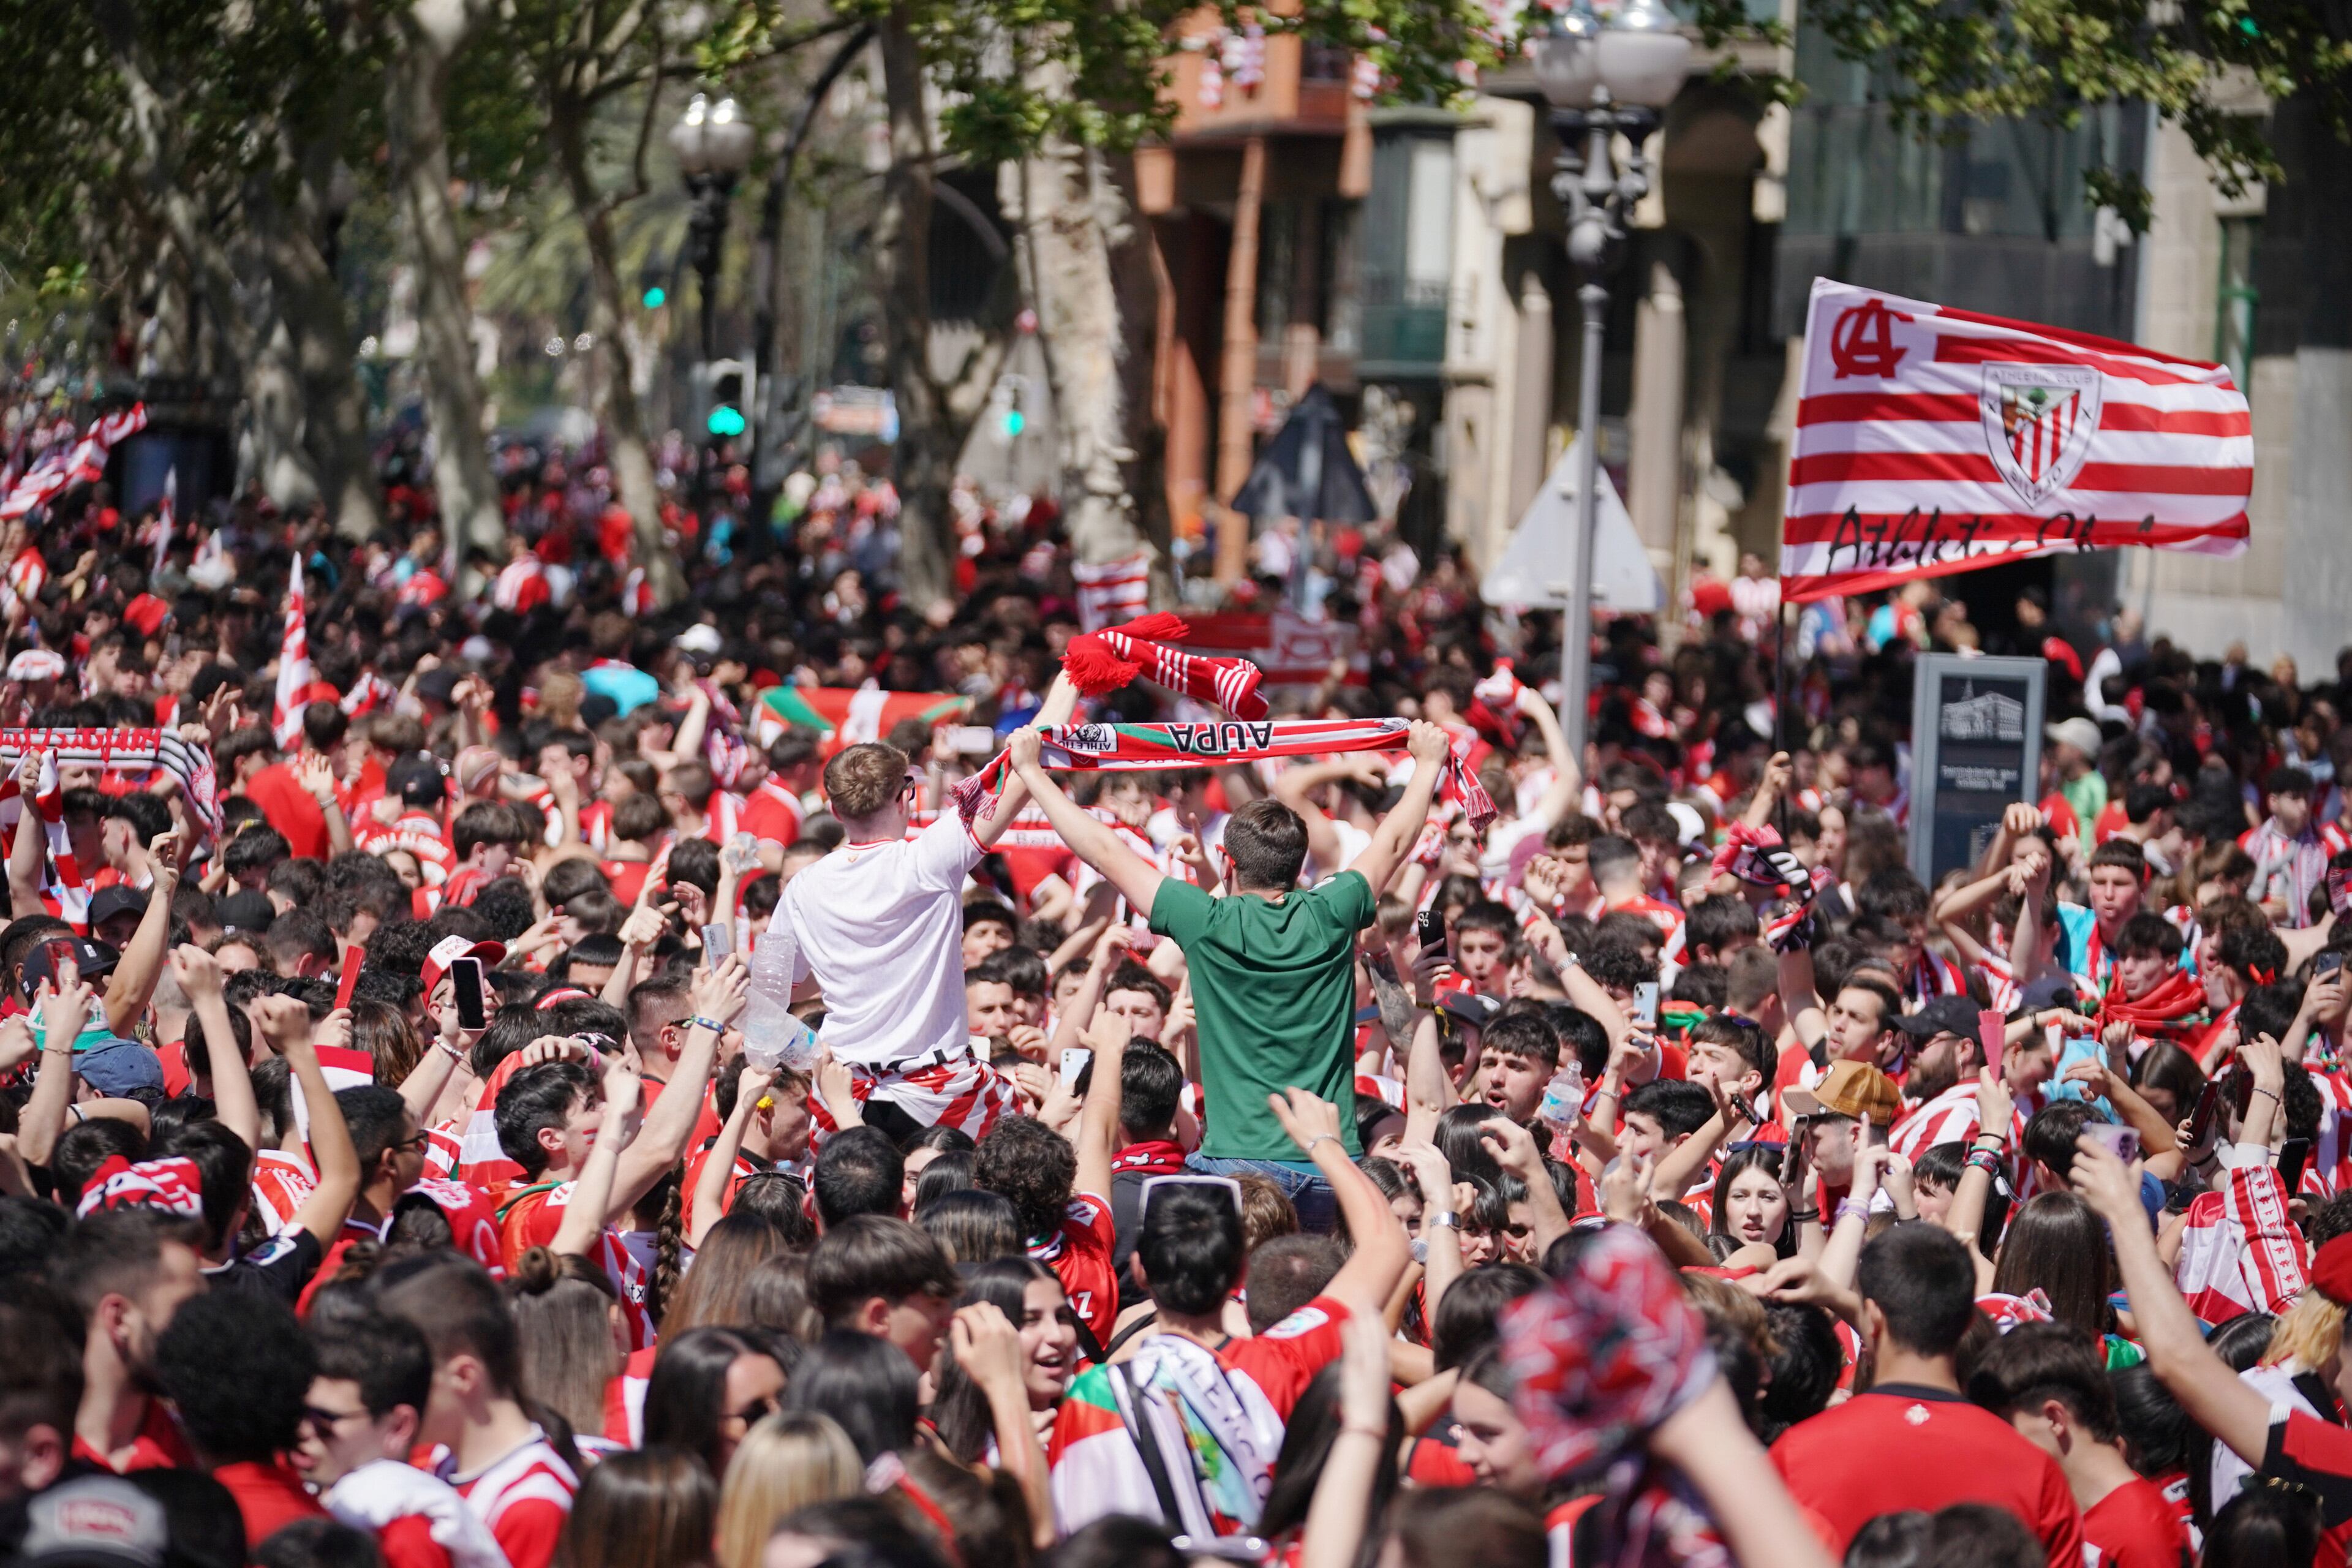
1632, 982, 1660, 1028
1059, 1046, 1092, 1091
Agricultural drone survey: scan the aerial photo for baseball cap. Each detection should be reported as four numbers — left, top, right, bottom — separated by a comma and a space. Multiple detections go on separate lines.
2045, 717, 2104, 761
21, 935, 120, 998
423, 934, 508, 998
87, 886, 150, 932
1781, 1060, 1903, 1127
1436, 992, 1501, 1030
674, 624, 724, 657
1892, 994, 1982, 1042
213, 891, 276, 937
20, 1477, 168, 1568
78, 1038, 166, 1098
2017, 970, 2082, 1014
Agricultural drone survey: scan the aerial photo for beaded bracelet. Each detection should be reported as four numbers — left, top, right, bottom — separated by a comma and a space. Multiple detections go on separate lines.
1966, 1149, 2005, 1178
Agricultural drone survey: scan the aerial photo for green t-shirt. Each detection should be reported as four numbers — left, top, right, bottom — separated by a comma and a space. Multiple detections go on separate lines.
1148, 870, 1374, 1161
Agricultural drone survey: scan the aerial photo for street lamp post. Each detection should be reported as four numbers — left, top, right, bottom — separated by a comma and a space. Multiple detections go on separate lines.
669, 92, 756, 369
1534, 0, 1689, 756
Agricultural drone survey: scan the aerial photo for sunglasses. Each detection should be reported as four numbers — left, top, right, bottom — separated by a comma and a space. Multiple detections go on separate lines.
1140, 1174, 1244, 1219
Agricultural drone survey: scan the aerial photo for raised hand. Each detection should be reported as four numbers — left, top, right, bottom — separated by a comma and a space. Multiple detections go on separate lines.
688, 953, 750, 1029
1266, 1086, 1344, 1155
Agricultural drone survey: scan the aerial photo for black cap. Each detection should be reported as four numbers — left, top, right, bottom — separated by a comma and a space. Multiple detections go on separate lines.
86, 886, 149, 931
1892, 993, 1982, 1041
214, 890, 276, 936
2018, 970, 2082, 1014
21, 934, 119, 1000
388, 752, 448, 809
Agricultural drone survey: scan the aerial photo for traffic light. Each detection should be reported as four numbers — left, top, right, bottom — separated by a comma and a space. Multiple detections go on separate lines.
701, 360, 750, 441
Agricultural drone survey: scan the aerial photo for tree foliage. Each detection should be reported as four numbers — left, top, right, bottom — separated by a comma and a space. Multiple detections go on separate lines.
1805, 0, 2352, 222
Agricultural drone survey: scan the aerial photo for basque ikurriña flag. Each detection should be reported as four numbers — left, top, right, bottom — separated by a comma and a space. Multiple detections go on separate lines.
1778, 279, 2252, 601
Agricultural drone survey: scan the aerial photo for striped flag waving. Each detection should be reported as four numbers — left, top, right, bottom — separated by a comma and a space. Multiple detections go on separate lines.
1779, 279, 2251, 602
272, 556, 311, 748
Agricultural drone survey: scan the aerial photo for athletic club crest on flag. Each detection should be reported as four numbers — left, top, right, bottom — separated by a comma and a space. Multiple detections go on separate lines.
1981, 364, 2100, 504
1778, 279, 2252, 602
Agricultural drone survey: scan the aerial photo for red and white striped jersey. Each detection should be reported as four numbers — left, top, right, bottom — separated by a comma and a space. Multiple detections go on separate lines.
1888, 1081, 2032, 1165
251, 1148, 318, 1237
446, 1430, 578, 1568
2174, 1164, 2307, 1324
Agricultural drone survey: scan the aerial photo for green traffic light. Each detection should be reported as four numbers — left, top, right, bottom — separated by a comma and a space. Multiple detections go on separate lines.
643, 286, 667, 308
707, 405, 747, 437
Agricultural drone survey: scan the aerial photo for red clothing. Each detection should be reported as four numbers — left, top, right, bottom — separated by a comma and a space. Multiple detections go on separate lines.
448, 1432, 578, 1568
1769, 1384, 2083, 1564
740, 780, 804, 850
70, 1396, 195, 1473
1035, 1192, 1120, 1347
2079, 1477, 2190, 1568
601, 859, 654, 905
377, 1513, 455, 1568
244, 763, 331, 860
214, 1458, 328, 1547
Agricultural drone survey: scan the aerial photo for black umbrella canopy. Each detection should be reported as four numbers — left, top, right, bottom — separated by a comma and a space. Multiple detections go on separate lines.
1227, 383, 1378, 526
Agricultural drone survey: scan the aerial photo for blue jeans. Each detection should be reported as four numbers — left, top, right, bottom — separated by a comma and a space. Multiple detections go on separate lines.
1185, 1154, 1338, 1235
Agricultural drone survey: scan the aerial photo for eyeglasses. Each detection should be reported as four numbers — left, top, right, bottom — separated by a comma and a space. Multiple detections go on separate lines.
301, 1404, 371, 1432
390, 1131, 431, 1153
1140, 1174, 1244, 1219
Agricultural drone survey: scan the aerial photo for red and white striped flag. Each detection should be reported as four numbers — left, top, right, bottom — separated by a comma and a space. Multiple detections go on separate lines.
66, 404, 146, 488
1779, 280, 2252, 603
1072, 552, 1152, 632
272, 556, 311, 748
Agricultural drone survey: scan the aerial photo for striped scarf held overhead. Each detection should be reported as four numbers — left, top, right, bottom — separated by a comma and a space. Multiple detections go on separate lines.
953, 718, 1496, 833
1060, 613, 1268, 720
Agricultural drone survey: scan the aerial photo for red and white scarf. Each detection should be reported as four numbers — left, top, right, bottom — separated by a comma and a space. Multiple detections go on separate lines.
77, 1155, 205, 1219
1060, 612, 1268, 719
273, 556, 312, 749
953, 718, 1496, 832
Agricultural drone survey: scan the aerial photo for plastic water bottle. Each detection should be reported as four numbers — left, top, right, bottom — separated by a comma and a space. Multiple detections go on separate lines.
1539, 1060, 1585, 1126
743, 928, 816, 1073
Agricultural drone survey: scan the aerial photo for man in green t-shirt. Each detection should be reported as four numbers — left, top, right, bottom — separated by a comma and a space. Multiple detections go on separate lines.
1005, 720, 1451, 1232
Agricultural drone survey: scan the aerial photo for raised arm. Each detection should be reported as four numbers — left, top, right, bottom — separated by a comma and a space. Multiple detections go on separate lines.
611, 955, 746, 1219
971, 677, 1076, 850
1009, 729, 1167, 919
172, 945, 260, 1150
1511, 688, 1583, 834
1272, 758, 1368, 873
104, 832, 181, 1037
1345, 723, 1452, 895
1270, 1088, 1411, 1305
9, 754, 47, 918
2073, 1137, 2273, 1468
1072, 1012, 1129, 1204
556, 1058, 644, 1256
690, 1063, 773, 1250
1777, 940, 1830, 1051
17, 977, 94, 1168
260, 998, 361, 1241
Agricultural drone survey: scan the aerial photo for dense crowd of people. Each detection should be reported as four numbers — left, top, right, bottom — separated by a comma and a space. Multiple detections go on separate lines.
12, 400, 2352, 1568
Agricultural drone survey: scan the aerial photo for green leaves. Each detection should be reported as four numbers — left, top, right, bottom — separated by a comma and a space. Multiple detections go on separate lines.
1806, 0, 2352, 198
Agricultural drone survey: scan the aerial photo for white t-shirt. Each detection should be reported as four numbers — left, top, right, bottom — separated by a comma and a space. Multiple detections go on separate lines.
778, 813, 987, 1068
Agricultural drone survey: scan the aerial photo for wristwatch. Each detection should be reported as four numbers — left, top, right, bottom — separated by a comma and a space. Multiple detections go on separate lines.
1426, 1210, 1461, 1231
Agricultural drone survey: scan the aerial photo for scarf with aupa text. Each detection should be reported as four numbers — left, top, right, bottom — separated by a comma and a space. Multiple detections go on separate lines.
952, 718, 1495, 832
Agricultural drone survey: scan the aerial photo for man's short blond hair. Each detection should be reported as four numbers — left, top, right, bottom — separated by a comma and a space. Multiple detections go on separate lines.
824, 742, 908, 823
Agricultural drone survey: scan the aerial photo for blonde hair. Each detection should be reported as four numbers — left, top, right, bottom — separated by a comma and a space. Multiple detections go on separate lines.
2264, 1290, 2348, 1374
713, 1411, 865, 1568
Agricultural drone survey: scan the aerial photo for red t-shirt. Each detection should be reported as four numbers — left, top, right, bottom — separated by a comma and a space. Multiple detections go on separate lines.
377, 1513, 456, 1568
1035, 1192, 1119, 1348
740, 782, 804, 851
2079, 1477, 2190, 1568
215, 1458, 329, 1547
244, 763, 331, 861
1769, 1384, 2083, 1563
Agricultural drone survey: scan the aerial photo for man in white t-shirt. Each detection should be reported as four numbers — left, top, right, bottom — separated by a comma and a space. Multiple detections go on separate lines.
776, 682, 1071, 1140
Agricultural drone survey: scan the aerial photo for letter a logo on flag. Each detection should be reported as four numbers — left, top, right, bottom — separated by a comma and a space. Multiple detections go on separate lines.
1980, 364, 2100, 504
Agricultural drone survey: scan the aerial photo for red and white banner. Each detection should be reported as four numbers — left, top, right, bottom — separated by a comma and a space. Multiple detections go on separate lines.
0, 404, 147, 522
1778, 280, 2252, 603
1174, 609, 1365, 687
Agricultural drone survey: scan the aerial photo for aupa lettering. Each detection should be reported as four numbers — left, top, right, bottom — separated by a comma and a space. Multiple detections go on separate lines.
1163, 722, 1274, 756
